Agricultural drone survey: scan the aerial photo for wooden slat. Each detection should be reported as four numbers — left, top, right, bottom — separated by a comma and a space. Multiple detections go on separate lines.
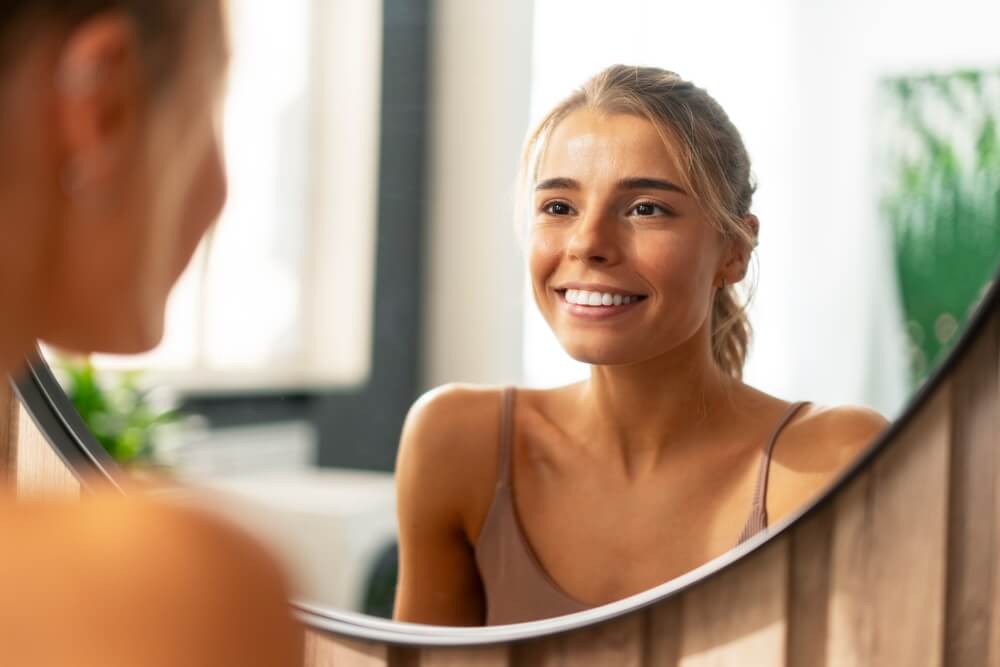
827, 383, 951, 666
825, 468, 875, 664
512, 612, 644, 667
12, 401, 79, 498
0, 380, 17, 484
677, 537, 789, 666
787, 502, 834, 667
642, 595, 682, 666
393, 644, 509, 666
986, 305, 1000, 667
946, 306, 999, 666
304, 629, 389, 667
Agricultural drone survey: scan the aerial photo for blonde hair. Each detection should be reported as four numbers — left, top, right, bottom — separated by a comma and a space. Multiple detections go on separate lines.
519, 65, 758, 379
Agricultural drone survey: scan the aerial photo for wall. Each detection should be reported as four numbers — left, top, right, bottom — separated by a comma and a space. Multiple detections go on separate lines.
420, 0, 535, 390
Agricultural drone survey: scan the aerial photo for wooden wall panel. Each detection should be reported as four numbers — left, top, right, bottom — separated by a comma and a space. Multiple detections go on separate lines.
786, 503, 834, 667
512, 612, 644, 667
304, 630, 389, 667
677, 537, 788, 666
1, 383, 80, 497
946, 310, 999, 666
984, 309, 1000, 667
0, 380, 16, 484
827, 385, 951, 667
12, 401, 80, 498
641, 596, 682, 666
393, 644, 509, 667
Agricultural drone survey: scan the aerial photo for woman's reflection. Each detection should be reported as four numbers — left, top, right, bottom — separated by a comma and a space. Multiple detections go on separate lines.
394, 65, 888, 626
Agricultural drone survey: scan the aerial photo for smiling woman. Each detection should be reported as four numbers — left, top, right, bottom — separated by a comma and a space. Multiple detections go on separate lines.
393, 65, 889, 627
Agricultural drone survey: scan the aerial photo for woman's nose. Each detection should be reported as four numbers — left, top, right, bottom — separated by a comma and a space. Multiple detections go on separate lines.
567, 212, 621, 265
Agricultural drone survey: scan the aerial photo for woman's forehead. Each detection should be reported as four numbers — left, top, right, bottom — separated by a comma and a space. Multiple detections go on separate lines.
535, 109, 686, 185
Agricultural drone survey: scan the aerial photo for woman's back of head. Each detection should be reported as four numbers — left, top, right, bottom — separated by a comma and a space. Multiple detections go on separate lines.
0, 0, 229, 370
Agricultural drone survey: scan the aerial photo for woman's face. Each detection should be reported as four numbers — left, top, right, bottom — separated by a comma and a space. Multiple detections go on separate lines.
41, 4, 228, 355
528, 109, 736, 367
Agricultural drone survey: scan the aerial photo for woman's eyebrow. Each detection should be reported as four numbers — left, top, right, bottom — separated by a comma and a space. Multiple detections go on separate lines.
619, 177, 687, 195
535, 177, 578, 191
534, 176, 687, 195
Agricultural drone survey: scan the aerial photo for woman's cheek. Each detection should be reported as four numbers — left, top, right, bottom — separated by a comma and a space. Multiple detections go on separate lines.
528, 230, 561, 277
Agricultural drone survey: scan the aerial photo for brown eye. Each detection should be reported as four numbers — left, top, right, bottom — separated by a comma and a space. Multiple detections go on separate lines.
628, 201, 673, 217
543, 201, 572, 215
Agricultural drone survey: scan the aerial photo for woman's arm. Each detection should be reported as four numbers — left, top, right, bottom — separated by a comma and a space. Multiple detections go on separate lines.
393, 386, 498, 626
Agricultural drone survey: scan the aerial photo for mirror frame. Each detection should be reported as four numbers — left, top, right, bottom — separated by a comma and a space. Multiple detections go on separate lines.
10, 273, 998, 646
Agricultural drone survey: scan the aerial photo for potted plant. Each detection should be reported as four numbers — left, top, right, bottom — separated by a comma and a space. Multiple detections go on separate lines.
58, 357, 182, 469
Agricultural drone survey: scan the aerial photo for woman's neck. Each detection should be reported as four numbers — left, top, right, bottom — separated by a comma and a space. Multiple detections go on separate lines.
0, 282, 39, 378
0, 194, 48, 379
576, 337, 741, 477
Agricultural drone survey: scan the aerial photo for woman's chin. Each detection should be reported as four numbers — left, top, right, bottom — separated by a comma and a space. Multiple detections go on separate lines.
562, 343, 640, 367
42, 309, 165, 358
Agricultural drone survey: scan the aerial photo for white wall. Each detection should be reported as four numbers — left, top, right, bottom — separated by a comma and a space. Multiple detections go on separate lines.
769, 0, 1000, 415
421, 0, 535, 390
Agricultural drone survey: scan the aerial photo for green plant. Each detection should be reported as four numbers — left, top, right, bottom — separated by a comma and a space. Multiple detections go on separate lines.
59, 358, 181, 465
880, 68, 1000, 386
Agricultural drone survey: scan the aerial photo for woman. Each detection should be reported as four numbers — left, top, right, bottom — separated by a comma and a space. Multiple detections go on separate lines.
394, 65, 888, 626
0, 2, 300, 663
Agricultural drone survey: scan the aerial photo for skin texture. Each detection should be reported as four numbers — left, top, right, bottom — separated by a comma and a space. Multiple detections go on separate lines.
0, 7, 302, 664
394, 110, 888, 626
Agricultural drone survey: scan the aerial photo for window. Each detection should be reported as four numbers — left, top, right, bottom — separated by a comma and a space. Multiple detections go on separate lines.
93, 0, 383, 392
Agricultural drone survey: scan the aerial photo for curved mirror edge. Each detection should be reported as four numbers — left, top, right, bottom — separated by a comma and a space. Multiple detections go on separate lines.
10, 274, 1000, 647
11, 357, 124, 493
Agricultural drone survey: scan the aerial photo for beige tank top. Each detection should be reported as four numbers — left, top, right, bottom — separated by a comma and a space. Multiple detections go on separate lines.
474, 387, 809, 626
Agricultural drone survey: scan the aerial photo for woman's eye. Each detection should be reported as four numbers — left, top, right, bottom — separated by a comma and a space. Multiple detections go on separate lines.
629, 202, 671, 217
542, 201, 572, 216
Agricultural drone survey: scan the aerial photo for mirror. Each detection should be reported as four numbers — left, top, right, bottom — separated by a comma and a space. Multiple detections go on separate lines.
37, 0, 1000, 629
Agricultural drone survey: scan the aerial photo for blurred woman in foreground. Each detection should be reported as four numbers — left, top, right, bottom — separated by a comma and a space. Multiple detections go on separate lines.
0, 2, 300, 664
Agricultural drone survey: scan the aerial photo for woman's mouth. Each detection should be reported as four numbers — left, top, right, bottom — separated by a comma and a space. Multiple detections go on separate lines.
555, 288, 648, 319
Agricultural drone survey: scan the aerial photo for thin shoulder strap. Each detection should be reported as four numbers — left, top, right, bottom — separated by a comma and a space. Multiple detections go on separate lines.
738, 401, 810, 541
495, 387, 516, 488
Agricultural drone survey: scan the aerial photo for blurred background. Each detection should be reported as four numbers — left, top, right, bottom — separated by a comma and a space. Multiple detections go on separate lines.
46, 0, 1000, 619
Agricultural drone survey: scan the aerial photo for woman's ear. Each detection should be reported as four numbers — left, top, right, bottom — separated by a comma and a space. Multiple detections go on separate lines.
719, 214, 759, 285
745, 214, 760, 245
55, 13, 143, 197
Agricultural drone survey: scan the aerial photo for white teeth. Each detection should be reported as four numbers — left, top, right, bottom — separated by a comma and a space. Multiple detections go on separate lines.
563, 289, 641, 306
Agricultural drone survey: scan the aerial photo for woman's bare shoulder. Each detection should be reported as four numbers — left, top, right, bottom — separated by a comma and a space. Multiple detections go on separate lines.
399, 382, 571, 456
396, 383, 512, 539
760, 400, 889, 524
795, 403, 888, 459
772, 400, 889, 478
403, 383, 508, 440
